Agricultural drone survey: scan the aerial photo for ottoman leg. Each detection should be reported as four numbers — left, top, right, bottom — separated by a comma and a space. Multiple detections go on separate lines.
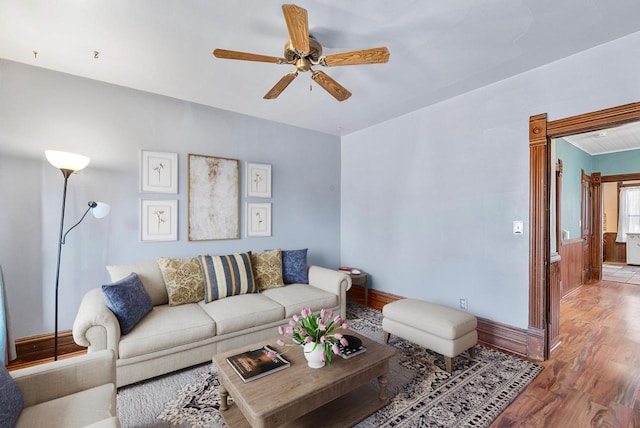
445, 356, 453, 373
383, 331, 390, 343
469, 346, 476, 359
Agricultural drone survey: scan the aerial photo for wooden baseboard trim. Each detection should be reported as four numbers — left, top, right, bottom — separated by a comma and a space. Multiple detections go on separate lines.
348, 285, 531, 359
477, 317, 529, 359
10, 330, 86, 367
10, 287, 535, 368
348, 283, 403, 311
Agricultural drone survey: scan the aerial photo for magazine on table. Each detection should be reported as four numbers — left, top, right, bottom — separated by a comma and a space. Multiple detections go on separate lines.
226, 346, 290, 383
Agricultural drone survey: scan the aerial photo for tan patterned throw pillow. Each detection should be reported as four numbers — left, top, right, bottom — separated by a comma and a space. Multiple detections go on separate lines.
252, 249, 285, 291
156, 257, 205, 306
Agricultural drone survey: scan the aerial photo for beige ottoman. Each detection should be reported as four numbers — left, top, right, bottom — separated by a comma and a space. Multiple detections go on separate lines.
382, 298, 477, 373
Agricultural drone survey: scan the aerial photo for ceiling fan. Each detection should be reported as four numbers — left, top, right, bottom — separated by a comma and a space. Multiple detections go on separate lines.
212, 4, 390, 102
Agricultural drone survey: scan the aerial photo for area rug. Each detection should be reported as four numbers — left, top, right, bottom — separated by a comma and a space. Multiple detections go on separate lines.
117, 303, 542, 427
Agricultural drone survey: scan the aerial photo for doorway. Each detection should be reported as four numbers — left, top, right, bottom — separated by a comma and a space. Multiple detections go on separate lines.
601, 174, 640, 283
528, 102, 640, 361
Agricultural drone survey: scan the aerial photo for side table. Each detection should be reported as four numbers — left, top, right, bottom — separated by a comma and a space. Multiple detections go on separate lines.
349, 272, 369, 307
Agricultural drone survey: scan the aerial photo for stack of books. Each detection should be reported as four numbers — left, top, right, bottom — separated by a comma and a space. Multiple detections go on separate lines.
338, 267, 362, 274
337, 335, 367, 359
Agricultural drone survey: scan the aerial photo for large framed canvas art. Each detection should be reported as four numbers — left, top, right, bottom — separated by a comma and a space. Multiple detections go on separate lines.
188, 154, 240, 241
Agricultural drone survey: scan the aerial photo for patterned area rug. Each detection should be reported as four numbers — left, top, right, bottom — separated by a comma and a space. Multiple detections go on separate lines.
118, 303, 542, 427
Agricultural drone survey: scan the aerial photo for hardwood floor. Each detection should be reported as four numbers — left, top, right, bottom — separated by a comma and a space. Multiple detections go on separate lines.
491, 280, 640, 427
8, 280, 640, 426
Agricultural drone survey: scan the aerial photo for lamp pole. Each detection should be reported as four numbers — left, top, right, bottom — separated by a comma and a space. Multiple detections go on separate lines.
53, 169, 73, 361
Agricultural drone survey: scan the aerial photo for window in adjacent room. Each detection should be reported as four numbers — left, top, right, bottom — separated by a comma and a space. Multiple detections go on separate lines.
616, 185, 640, 242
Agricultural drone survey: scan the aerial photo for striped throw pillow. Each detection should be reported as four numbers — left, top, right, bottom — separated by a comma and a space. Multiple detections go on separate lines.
199, 252, 257, 302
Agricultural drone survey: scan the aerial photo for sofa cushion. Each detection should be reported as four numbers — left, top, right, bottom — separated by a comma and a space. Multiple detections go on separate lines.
198, 294, 284, 335
156, 256, 205, 306
282, 248, 308, 284
15, 383, 115, 428
102, 273, 153, 335
261, 284, 338, 317
252, 249, 285, 290
106, 260, 168, 306
118, 303, 216, 359
1, 365, 23, 427
199, 252, 257, 303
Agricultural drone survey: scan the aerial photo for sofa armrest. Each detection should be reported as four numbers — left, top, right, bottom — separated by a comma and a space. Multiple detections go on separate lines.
11, 350, 116, 407
308, 266, 352, 318
73, 288, 121, 358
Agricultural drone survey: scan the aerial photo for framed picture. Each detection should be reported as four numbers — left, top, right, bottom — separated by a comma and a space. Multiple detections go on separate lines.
188, 154, 240, 241
246, 162, 272, 198
246, 202, 271, 237
141, 199, 178, 241
140, 150, 178, 194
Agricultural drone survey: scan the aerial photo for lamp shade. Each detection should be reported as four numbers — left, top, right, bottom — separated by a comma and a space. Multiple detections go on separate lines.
45, 150, 90, 172
90, 202, 111, 219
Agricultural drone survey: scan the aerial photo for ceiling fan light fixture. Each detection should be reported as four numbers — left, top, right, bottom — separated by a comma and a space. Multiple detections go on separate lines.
212, 3, 389, 101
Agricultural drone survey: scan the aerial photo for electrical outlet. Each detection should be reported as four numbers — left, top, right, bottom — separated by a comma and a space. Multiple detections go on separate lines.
459, 298, 467, 310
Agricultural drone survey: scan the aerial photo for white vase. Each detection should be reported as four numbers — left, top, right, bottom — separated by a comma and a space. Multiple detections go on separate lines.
303, 342, 325, 368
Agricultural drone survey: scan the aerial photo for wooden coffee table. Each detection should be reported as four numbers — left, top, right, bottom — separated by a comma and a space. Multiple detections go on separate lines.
213, 331, 395, 428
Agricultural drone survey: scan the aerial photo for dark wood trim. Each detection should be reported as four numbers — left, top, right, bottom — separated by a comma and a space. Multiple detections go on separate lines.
8, 330, 86, 368
528, 114, 549, 361
604, 232, 626, 263
477, 317, 529, 359
549, 253, 561, 353
348, 284, 403, 312
349, 285, 531, 359
559, 237, 584, 297
547, 102, 640, 137
530, 101, 640, 361
602, 173, 640, 183
591, 172, 602, 281
555, 159, 563, 249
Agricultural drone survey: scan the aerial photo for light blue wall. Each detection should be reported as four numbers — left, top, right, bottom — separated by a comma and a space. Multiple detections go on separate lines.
594, 149, 640, 175
0, 59, 341, 339
342, 30, 640, 329
554, 138, 593, 240
551, 145, 640, 249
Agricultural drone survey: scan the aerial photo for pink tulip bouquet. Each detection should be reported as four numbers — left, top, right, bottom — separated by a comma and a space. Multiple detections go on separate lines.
268, 308, 351, 365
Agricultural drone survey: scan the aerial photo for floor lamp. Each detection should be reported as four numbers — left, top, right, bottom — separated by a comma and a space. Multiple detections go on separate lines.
45, 150, 110, 360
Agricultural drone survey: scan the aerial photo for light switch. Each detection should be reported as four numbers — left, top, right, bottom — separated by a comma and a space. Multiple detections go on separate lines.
513, 220, 524, 235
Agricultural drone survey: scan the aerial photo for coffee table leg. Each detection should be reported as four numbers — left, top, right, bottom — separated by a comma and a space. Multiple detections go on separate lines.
378, 374, 388, 401
219, 382, 229, 411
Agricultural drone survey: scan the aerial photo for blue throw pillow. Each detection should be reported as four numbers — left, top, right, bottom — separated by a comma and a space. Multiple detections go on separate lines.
282, 249, 308, 284
102, 272, 153, 335
0, 364, 23, 426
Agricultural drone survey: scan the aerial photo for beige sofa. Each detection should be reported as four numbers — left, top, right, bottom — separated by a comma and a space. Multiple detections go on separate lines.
73, 261, 351, 387
11, 350, 119, 427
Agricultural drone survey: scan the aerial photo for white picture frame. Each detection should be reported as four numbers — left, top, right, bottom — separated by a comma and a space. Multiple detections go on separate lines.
141, 150, 178, 194
246, 162, 272, 198
246, 202, 271, 237
141, 199, 178, 241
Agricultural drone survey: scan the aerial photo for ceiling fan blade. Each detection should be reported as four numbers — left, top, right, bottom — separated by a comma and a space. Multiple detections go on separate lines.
311, 70, 351, 102
321, 47, 390, 66
213, 49, 285, 64
263, 71, 299, 99
282, 4, 310, 54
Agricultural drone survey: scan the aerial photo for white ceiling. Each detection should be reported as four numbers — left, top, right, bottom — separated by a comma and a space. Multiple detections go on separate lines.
563, 122, 640, 155
2, 0, 640, 136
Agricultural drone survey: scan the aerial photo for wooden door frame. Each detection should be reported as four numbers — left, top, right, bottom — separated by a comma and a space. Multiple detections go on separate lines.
528, 102, 640, 361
